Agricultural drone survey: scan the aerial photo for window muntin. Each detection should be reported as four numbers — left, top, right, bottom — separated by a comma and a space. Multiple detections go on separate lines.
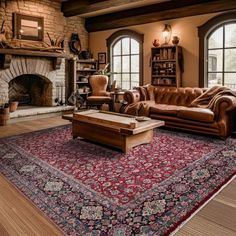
207, 23, 236, 89
111, 37, 140, 90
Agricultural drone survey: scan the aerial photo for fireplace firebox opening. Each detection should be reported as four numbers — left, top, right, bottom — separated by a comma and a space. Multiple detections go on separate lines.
9, 74, 53, 106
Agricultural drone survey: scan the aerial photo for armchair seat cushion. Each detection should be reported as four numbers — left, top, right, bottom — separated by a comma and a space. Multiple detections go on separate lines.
177, 107, 215, 123
149, 104, 186, 116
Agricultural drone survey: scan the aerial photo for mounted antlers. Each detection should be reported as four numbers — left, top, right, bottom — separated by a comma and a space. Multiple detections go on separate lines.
47, 32, 64, 48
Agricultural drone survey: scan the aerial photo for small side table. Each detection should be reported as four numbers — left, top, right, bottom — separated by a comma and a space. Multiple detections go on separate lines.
110, 91, 127, 113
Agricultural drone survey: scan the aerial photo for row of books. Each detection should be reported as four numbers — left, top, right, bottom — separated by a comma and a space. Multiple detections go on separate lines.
153, 48, 176, 60
153, 78, 175, 85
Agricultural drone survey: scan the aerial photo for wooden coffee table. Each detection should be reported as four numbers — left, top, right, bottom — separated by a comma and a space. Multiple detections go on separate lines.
72, 110, 164, 153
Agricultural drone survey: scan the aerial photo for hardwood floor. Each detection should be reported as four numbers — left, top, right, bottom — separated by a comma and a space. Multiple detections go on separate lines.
0, 116, 235, 236
0, 175, 64, 236
176, 179, 236, 236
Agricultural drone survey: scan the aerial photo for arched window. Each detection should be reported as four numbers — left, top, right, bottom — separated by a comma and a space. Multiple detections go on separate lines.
107, 29, 144, 90
198, 12, 236, 89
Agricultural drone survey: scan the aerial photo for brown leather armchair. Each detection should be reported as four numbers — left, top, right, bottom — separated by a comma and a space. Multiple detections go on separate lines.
86, 75, 113, 110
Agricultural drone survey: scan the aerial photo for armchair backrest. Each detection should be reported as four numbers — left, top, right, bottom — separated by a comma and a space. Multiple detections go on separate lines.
89, 75, 109, 96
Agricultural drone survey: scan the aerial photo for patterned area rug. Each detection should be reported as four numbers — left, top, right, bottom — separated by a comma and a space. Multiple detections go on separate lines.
0, 125, 235, 235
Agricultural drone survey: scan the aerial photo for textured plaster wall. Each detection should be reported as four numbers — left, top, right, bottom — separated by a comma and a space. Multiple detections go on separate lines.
89, 12, 221, 87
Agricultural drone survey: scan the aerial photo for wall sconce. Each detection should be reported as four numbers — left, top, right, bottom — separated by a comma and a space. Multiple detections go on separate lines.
162, 24, 172, 45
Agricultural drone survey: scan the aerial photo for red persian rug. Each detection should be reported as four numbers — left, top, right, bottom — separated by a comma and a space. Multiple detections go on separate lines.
0, 125, 235, 235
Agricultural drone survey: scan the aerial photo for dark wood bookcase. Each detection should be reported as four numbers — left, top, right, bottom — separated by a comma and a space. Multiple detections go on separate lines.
69, 59, 97, 108
151, 46, 183, 87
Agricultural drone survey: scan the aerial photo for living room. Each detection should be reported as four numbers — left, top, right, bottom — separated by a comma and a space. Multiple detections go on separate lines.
0, 0, 236, 235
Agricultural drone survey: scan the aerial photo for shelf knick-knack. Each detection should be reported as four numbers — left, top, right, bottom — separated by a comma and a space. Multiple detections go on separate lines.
152, 39, 160, 47
172, 36, 180, 45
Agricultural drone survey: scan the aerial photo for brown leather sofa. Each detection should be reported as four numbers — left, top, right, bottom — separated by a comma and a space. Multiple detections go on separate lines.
123, 85, 236, 138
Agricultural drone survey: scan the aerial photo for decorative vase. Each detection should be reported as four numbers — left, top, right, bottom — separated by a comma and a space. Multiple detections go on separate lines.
172, 36, 180, 45
80, 50, 90, 60
152, 39, 159, 47
9, 101, 19, 112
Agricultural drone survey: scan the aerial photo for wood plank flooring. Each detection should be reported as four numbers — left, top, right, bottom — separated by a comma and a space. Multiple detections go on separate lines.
0, 116, 235, 236
176, 178, 236, 236
0, 175, 64, 236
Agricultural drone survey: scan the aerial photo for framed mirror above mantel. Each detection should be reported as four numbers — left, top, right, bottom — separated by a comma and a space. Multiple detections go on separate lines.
13, 12, 44, 41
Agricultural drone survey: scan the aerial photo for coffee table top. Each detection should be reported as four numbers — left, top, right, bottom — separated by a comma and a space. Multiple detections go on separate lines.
73, 110, 164, 135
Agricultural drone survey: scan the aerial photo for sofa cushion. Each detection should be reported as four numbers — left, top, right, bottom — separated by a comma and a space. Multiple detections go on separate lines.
136, 84, 156, 101
146, 84, 155, 101
149, 104, 186, 116
137, 86, 149, 101
177, 107, 215, 123
124, 101, 155, 116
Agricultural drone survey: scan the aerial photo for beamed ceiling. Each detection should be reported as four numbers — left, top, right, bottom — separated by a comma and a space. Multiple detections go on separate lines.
61, 0, 236, 32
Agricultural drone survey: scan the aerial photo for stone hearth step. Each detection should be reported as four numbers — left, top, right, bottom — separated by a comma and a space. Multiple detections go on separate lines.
9, 106, 74, 123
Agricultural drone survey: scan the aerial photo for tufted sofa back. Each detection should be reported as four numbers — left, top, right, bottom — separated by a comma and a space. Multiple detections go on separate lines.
125, 85, 206, 106
154, 87, 204, 106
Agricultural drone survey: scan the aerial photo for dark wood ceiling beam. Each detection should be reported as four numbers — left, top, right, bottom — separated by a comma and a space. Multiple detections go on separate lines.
85, 0, 236, 32
62, 0, 146, 17
61, 0, 88, 15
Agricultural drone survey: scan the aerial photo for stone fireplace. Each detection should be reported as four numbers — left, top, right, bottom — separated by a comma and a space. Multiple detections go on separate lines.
0, 52, 66, 107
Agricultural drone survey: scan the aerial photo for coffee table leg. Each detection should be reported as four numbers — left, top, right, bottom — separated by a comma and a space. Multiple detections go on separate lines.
123, 145, 130, 154
123, 130, 153, 153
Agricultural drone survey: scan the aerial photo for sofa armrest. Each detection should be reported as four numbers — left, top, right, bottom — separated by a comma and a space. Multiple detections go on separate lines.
211, 95, 236, 118
124, 90, 141, 104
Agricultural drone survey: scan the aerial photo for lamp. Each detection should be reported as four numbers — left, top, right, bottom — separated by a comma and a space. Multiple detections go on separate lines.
162, 24, 172, 45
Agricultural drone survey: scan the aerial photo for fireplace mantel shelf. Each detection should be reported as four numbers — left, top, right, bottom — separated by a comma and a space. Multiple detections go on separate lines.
0, 49, 67, 70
